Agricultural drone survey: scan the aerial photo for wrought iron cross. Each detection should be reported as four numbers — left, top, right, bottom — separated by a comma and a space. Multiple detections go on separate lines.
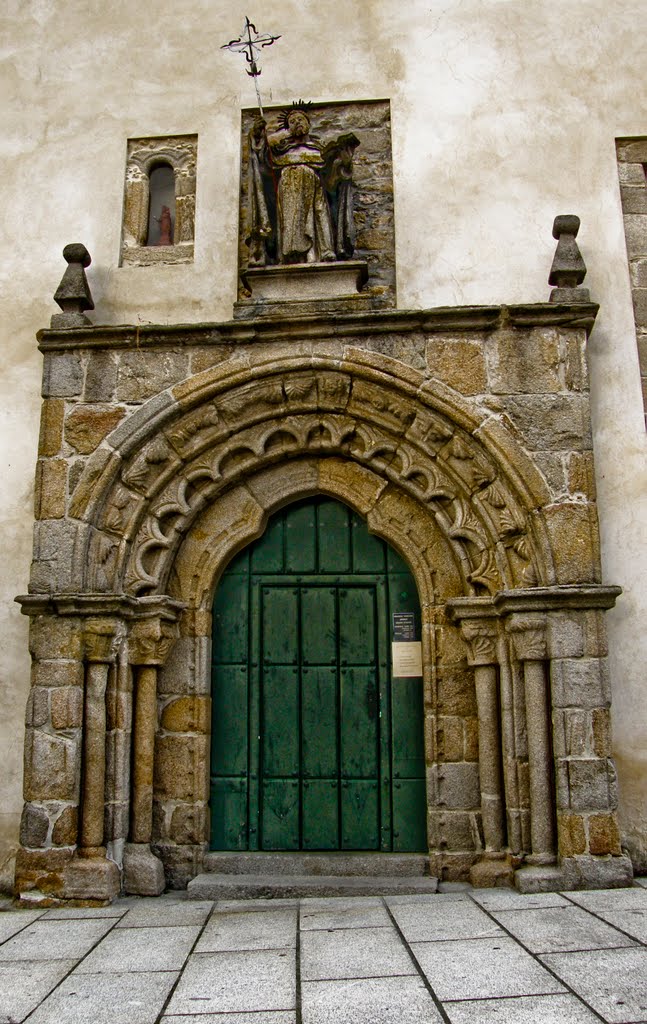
221, 16, 281, 117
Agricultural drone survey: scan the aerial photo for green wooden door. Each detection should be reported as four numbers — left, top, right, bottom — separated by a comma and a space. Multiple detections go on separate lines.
210, 499, 427, 852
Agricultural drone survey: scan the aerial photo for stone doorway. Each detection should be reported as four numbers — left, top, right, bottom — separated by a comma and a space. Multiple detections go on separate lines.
15, 308, 632, 900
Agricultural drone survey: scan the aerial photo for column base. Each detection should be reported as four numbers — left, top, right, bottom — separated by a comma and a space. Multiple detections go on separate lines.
470, 854, 515, 889
561, 854, 634, 890
514, 864, 565, 893
515, 854, 634, 893
63, 852, 121, 902
123, 842, 166, 896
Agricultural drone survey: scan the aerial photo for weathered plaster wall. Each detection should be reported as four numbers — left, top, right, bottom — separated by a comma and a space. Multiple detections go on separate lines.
1, 0, 646, 888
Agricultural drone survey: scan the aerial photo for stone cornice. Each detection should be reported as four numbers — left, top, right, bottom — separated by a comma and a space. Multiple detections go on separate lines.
447, 586, 622, 620
36, 302, 599, 352
493, 585, 622, 614
16, 593, 185, 621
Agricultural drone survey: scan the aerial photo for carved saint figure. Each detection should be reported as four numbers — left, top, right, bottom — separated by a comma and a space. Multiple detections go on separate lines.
156, 205, 173, 246
247, 103, 359, 267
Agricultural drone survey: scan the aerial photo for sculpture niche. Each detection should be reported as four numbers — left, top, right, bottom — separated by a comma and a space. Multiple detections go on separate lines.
247, 102, 360, 267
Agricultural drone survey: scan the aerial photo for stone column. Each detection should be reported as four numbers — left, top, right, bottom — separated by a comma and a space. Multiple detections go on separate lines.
507, 614, 556, 863
65, 617, 121, 900
461, 621, 505, 853
446, 598, 512, 886
123, 612, 179, 895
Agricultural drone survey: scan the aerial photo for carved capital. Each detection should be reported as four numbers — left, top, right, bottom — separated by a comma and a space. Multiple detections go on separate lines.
83, 617, 122, 663
506, 614, 547, 661
459, 620, 499, 667
129, 616, 178, 667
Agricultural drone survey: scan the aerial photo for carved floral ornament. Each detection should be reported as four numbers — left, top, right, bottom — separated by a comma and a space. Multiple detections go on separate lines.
71, 359, 551, 602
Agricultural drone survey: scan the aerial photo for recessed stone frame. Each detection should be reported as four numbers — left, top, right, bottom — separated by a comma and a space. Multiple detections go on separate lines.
237, 99, 395, 312
16, 305, 632, 902
616, 137, 647, 428
120, 135, 197, 267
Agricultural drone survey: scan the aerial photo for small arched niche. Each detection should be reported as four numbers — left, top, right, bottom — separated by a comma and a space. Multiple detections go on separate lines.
121, 134, 197, 266
146, 163, 176, 246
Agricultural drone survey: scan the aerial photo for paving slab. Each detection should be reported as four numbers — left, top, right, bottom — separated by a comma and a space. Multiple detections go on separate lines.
215, 897, 298, 912
566, 887, 647, 911
196, 907, 297, 952
492, 905, 639, 953
42, 905, 127, 920
163, 1015, 296, 1024
0, 917, 115, 962
540, 946, 647, 1023
167, 948, 296, 1015
0, 958, 77, 1023
635, 878, 647, 889
115, 897, 213, 928
300, 900, 390, 931
470, 890, 571, 911
300, 925, 415, 981
443, 992, 606, 1023
411, 935, 566, 1001
301, 896, 383, 911
385, 892, 468, 907
26, 969, 178, 1024
591, 906, 647, 943
390, 899, 504, 942
301, 975, 444, 1024
74, 924, 200, 974
0, 909, 46, 943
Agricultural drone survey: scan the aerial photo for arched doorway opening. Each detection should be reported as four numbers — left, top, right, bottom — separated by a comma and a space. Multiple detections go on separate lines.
210, 497, 427, 853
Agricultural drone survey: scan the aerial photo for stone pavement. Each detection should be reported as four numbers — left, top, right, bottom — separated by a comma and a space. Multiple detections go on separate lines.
2, 881, 647, 1024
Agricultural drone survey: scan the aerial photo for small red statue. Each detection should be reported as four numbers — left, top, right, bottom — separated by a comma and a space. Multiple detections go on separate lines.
156, 205, 173, 246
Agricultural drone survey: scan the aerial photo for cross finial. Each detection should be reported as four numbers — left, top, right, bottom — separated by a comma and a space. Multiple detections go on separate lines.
221, 16, 281, 117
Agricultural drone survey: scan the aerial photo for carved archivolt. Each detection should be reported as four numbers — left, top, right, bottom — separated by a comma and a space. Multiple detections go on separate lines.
71, 355, 554, 601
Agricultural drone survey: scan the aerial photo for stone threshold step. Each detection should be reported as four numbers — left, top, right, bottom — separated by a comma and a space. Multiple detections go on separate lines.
202, 852, 430, 877
187, 873, 439, 900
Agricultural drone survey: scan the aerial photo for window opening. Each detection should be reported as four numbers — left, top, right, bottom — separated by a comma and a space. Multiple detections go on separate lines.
146, 164, 176, 246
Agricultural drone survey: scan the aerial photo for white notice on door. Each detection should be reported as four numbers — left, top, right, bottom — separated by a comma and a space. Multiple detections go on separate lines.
391, 641, 422, 678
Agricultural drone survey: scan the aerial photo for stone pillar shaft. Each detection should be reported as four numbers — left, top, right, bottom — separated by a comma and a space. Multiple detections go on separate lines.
448, 605, 507, 858
498, 652, 524, 855
124, 607, 180, 896
523, 658, 556, 857
473, 663, 505, 851
508, 614, 556, 861
131, 665, 158, 844
79, 660, 110, 851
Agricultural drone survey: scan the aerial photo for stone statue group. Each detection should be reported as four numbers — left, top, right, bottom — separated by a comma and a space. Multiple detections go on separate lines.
247, 102, 360, 267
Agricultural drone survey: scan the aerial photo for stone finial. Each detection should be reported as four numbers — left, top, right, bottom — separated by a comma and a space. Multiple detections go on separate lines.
548, 215, 590, 303
51, 243, 95, 328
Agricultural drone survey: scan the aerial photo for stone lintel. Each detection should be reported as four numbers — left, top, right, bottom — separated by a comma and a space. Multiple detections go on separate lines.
36, 302, 600, 352
17, 593, 185, 621
493, 585, 622, 615
445, 596, 497, 623
447, 586, 622, 626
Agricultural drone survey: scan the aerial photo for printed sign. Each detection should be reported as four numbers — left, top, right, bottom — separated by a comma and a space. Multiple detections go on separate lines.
391, 640, 423, 678
392, 611, 417, 642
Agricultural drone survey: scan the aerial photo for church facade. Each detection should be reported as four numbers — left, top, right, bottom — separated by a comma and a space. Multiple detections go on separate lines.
1, 1, 646, 900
